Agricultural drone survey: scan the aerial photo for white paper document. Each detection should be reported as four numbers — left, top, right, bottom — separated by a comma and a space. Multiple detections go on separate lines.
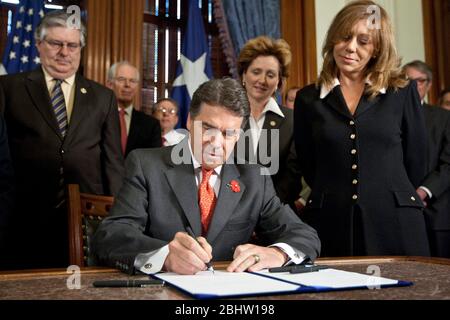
154, 268, 408, 299
155, 271, 299, 298
256, 268, 399, 289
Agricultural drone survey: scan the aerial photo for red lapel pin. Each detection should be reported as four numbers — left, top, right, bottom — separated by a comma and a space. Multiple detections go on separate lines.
227, 180, 240, 193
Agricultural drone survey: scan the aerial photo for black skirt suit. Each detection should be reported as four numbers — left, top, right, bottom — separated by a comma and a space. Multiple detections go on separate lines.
294, 81, 430, 257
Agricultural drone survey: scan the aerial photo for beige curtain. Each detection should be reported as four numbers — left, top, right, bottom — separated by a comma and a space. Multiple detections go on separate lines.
84, 0, 144, 108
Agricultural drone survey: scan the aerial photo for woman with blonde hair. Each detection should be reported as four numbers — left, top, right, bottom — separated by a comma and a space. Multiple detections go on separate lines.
238, 36, 302, 209
294, 0, 430, 257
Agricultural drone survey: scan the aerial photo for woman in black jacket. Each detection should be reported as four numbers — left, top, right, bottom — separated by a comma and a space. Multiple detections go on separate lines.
294, 0, 430, 257
237, 36, 302, 209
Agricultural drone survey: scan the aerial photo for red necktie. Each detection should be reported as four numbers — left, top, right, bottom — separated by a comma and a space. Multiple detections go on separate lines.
161, 136, 167, 146
119, 108, 127, 154
198, 167, 217, 236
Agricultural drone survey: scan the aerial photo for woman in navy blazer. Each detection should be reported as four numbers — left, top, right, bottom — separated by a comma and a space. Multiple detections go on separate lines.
294, 0, 430, 257
237, 36, 302, 209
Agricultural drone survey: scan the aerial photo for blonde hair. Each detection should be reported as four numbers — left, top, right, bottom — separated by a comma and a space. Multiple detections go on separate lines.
238, 36, 292, 90
318, 0, 407, 98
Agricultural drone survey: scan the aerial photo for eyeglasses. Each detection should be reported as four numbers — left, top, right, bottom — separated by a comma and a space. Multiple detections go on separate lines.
114, 77, 139, 86
43, 39, 81, 52
410, 77, 429, 85
155, 107, 177, 115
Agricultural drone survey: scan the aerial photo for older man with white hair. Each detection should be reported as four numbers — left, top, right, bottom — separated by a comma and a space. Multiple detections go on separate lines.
107, 61, 161, 156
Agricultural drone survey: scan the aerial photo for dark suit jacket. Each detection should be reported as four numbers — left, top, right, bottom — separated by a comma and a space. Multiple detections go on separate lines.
93, 139, 320, 273
294, 82, 430, 257
0, 115, 14, 247
0, 67, 125, 269
125, 109, 161, 157
240, 106, 302, 208
422, 104, 450, 230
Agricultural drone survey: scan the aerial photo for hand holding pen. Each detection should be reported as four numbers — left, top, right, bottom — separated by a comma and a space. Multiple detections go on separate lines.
162, 229, 214, 275
186, 226, 215, 274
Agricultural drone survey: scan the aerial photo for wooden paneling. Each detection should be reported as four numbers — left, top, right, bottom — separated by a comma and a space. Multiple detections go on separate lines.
84, 0, 144, 108
280, 0, 317, 102
0, 6, 10, 59
422, 0, 450, 105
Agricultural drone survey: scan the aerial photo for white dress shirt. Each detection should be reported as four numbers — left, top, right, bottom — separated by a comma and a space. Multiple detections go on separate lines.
134, 138, 306, 274
248, 97, 285, 154
163, 129, 186, 146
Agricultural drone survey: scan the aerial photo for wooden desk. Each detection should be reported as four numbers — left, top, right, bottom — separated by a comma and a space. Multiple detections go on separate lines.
0, 257, 449, 300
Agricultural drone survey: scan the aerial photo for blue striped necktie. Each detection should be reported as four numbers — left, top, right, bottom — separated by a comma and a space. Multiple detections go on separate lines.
51, 79, 68, 137
51, 79, 68, 208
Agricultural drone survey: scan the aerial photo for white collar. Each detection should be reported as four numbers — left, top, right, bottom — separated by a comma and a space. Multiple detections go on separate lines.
320, 77, 387, 99
42, 67, 76, 86
118, 104, 134, 114
255, 97, 285, 119
164, 129, 184, 139
188, 136, 222, 176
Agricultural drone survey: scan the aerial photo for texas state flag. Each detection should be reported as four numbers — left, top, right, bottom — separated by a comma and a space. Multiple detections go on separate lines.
171, 0, 213, 128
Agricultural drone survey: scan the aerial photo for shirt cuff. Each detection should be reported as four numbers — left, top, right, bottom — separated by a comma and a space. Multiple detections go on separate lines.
133, 245, 170, 274
419, 186, 433, 199
298, 197, 306, 206
269, 243, 306, 265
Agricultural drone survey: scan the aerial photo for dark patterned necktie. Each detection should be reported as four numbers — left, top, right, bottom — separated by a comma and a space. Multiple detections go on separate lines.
51, 79, 68, 137
51, 79, 68, 208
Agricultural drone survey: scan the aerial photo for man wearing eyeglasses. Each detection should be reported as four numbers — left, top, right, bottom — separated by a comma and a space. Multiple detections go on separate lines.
404, 60, 450, 258
0, 11, 124, 269
107, 61, 161, 157
153, 98, 185, 146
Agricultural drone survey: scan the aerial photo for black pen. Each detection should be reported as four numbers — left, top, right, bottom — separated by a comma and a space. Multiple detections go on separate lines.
185, 225, 215, 274
93, 279, 165, 288
268, 255, 313, 273
289, 265, 328, 274
268, 264, 317, 273
269, 264, 329, 273
268, 264, 310, 273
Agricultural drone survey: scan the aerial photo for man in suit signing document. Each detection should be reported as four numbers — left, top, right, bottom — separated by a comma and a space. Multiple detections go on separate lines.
93, 78, 320, 275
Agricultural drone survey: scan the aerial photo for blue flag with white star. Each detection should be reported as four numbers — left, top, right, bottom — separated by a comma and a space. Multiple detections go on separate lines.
1, 0, 45, 74
171, 0, 213, 128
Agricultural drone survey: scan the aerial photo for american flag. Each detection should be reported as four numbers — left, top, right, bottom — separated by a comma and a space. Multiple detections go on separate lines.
1, 0, 45, 74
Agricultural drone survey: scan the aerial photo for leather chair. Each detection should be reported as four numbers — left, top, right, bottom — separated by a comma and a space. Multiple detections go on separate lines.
67, 184, 114, 267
